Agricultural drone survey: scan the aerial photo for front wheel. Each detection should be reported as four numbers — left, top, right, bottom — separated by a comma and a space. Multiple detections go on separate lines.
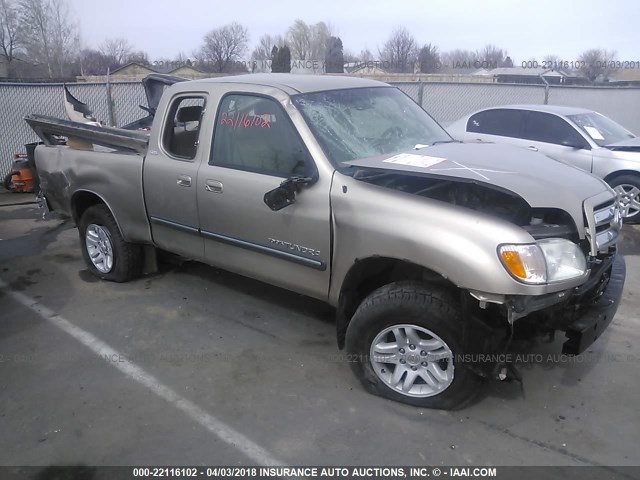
78, 204, 143, 282
345, 282, 482, 409
609, 175, 640, 224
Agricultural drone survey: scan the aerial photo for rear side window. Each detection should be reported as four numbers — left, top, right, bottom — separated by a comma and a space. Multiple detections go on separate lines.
467, 109, 525, 138
210, 94, 313, 177
523, 111, 589, 148
162, 96, 206, 160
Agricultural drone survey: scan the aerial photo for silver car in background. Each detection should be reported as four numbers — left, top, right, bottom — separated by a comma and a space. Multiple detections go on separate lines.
447, 105, 640, 222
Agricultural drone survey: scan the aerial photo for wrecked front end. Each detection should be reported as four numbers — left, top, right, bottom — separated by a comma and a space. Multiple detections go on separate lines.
343, 144, 625, 379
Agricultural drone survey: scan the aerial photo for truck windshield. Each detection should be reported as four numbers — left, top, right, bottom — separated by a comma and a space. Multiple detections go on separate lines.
292, 87, 452, 168
568, 112, 636, 147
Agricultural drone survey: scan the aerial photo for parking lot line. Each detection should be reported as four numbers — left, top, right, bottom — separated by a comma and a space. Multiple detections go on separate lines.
0, 279, 285, 468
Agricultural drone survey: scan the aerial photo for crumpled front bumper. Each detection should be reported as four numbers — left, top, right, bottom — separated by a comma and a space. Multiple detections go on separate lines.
562, 254, 626, 355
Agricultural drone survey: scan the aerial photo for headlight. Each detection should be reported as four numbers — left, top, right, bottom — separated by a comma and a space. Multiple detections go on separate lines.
537, 238, 587, 282
499, 239, 587, 284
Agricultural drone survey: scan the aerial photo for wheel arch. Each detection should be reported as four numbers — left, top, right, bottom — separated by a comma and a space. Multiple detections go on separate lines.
603, 170, 640, 184
335, 256, 457, 349
71, 190, 126, 239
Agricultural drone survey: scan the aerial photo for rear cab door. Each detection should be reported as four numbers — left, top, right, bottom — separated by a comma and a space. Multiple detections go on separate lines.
143, 91, 210, 259
196, 85, 333, 300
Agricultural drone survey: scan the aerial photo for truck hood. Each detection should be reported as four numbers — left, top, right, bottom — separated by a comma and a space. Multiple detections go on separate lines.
346, 142, 613, 229
606, 136, 640, 152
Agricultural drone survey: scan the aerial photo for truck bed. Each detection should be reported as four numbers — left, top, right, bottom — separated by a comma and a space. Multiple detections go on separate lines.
33, 134, 153, 245
25, 115, 149, 154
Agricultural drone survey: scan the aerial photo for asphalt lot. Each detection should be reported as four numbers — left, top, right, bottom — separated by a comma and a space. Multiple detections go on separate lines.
1, 191, 639, 470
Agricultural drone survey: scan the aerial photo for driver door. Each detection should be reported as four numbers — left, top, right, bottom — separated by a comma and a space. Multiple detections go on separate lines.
196, 93, 332, 300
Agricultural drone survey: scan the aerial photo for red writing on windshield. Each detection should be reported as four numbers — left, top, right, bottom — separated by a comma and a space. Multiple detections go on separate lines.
220, 112, 272, 129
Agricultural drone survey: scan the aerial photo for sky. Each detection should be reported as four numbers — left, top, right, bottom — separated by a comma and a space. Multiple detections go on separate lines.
67, 0, 640, 64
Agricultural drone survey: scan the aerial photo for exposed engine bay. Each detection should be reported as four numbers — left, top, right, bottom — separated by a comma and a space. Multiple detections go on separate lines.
353, 169, 579, 242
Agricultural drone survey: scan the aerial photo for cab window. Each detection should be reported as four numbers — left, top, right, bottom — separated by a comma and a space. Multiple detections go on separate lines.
210, 94, 313, 177
162, 96, 206, 160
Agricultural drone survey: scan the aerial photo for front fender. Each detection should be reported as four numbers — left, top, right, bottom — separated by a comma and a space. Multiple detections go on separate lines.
328, 174, 581, 306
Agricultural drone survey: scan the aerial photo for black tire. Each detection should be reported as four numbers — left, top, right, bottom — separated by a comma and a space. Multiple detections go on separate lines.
608, 174, 640, 224
78, 204, 143, 282
345, 281, 482, 410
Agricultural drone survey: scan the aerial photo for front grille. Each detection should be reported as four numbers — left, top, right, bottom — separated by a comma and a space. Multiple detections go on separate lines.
584, 197, 622, 255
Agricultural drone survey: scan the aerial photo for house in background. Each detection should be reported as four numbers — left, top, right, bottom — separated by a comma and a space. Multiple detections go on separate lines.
474, 66, 588, 85
108, 62, 157, 80
167, 65, 207, 80
344, 62, 388, 75
607, 69, 640, 86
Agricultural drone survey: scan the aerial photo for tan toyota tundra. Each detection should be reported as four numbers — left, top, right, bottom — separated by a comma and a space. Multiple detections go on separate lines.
26, 74, 626, 409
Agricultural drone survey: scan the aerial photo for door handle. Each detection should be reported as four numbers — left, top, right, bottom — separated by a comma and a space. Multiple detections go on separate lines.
177, 175, 192, 187
527, 146, 538, 152
205, 180, 223, 193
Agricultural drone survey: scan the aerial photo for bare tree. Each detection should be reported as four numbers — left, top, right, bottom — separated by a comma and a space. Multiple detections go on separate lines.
358, 48, 374, 63
250, 34, 285, 72
309, 21, 332, 61
287, 19, 311, 60
127, 50, 149, 65
251, 34, 284, 60
196, 22, 248, 73
19, 0, 78, 77
579, 48, 617, 83
78, 48, 110, 75
0, 0, 22, 62
477, 44, 506, 67
379, 26, 417, 73
287, 20, 332, 62
100, 37, 133, 65
441, 49, 478, 71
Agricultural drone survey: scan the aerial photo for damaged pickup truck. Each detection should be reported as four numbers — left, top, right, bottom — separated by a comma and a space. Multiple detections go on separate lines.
27, 74, 626, 409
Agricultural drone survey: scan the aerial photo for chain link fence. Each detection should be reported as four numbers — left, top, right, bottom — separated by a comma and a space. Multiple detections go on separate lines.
1, 80, 639, 178
0, 81, 144, 178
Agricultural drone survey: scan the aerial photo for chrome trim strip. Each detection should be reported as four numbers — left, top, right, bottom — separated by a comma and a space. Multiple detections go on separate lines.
584, 195, 621, 255
150, 216, 326, 270
201, 229, 326, 271
595, 229, 619, 250
594, 205, 615, 225
150, 216, 199, 234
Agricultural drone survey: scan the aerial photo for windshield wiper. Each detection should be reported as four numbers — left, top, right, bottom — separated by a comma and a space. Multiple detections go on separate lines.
414, 140, 459, 150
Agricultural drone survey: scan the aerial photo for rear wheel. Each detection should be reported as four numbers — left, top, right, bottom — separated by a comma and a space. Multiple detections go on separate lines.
78, 204, 143, 282
609, 175, 640, 224
345, 281, 482, 409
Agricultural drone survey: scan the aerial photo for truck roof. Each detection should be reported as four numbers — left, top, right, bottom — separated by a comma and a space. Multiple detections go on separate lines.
188, 73, 388, 94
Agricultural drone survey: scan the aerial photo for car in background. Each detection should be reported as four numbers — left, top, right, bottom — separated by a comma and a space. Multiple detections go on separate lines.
447, 105, 640, 223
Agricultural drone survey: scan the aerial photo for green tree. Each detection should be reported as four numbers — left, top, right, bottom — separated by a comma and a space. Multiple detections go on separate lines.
325, 36, 343, 73
278, 45, 291, 73
271, 45, 291, 73
418, 43, 440, 73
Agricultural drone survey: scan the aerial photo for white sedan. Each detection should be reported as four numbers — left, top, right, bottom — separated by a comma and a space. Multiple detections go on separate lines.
448, 105, 640, 222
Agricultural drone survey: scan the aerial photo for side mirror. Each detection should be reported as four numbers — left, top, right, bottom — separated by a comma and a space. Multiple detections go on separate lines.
264, 176, 314, 211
